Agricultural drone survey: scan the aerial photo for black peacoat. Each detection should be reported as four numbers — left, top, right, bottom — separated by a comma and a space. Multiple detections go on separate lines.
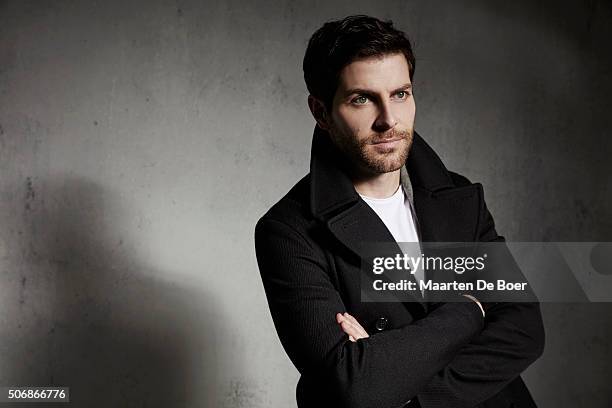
254, 126, 545, 408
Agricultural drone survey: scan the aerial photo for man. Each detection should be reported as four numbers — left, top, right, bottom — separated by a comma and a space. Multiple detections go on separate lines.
255, 15, 544, 408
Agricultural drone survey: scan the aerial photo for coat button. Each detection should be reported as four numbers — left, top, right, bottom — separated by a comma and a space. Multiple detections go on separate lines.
375, 317, 388, 331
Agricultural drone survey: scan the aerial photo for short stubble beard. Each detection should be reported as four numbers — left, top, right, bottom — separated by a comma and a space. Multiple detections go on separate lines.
328, 127, 414, 176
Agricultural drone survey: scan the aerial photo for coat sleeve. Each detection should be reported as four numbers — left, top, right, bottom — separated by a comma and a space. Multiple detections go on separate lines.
255, 217, 485, 408
416, 184, 545, 408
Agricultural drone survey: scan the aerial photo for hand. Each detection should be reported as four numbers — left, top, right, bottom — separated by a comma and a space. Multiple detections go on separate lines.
336, 312, 370, 342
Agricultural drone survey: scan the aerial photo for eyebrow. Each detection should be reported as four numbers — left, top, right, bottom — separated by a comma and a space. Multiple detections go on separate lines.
343, 83, 413, 98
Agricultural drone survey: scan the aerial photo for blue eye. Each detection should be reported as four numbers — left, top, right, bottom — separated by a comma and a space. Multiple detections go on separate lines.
396, 90, 411, 99
352, 96, 368, 105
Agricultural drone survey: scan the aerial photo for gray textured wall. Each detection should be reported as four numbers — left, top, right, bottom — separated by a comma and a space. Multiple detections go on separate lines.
1, 1, 611, 407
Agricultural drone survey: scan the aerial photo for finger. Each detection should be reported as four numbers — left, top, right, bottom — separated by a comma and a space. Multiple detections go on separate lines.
337, 314, 359, 337
348, 335, 356, 342
344, 313, 369, 338
336, 314, 360, 335
346, 315, 368, 337
342, 313, 367, 338
344, 312, 361, 326
340, 320, 364, 340
339, 319, 360, 337
340, 319, 358, 335
338, 312, 369, 340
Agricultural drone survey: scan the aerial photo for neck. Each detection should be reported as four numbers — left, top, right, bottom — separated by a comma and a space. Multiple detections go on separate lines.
352, 169, 401, 199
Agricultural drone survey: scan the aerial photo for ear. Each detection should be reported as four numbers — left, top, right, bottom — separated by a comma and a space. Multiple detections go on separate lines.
308, 95, 331, 131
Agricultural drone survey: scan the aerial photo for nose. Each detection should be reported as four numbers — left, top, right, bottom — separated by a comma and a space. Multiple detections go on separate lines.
373, 102, 397, 132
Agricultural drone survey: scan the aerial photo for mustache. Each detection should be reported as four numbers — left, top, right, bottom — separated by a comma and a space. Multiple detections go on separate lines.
366, 129, 412, 144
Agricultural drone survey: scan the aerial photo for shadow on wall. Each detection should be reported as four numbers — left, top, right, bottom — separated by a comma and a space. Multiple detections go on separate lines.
2, 177, 217, 407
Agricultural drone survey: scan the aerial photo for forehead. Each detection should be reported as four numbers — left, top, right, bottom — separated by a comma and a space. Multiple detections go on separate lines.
337, 53, 411, 91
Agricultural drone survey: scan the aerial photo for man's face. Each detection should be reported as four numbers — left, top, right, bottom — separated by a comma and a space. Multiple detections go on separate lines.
326, 52, 415, 175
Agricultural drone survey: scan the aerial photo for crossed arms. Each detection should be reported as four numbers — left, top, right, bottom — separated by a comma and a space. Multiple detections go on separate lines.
255, 212, 545, 408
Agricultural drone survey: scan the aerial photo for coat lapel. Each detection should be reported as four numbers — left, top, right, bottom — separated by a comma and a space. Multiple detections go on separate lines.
326, 199, 427, 305
413, 185, 481, 242
405, 132, 481, 242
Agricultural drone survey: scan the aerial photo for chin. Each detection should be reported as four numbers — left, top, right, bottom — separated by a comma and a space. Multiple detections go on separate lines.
362, 146, 410, 173
363, 155, 406, 173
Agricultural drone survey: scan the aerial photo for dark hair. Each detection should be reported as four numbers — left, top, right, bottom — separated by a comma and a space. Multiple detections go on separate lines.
303, 15, 415, 110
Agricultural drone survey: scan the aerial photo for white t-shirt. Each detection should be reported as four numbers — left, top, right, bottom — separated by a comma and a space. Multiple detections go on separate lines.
359, 185, 424, 292
359, 185, 419, 243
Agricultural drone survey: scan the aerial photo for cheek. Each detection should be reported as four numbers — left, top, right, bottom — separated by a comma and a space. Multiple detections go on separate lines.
396, 101, 416, 121
334, 108, 367, 135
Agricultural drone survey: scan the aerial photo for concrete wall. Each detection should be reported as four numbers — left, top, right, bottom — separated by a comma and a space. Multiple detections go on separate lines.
1, 1, 610, 406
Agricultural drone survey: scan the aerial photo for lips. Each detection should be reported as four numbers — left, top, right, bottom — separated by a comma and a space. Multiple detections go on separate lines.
371, 137, 404, 145
370, 138, 403, 151
371, 136, 405, 147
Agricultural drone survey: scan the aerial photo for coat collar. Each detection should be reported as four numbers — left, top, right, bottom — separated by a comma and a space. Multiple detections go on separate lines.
309, 125, 454, 221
